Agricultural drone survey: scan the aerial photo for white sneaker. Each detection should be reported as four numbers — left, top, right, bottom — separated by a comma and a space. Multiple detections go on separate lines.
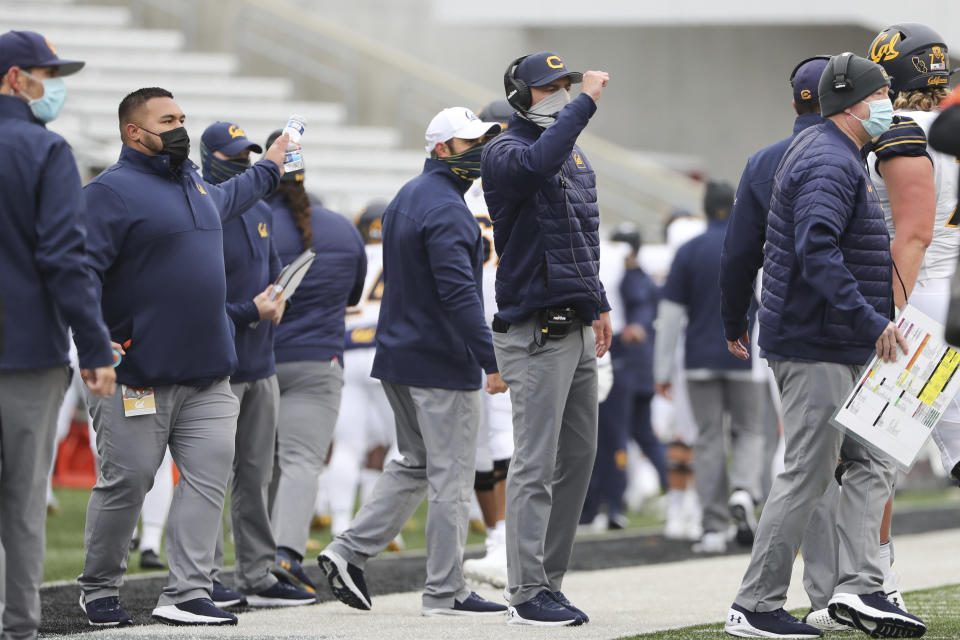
463, 541, 507, 588
691, 531, 727, 554
803, 607, 849, 632
728, 489, 757, 546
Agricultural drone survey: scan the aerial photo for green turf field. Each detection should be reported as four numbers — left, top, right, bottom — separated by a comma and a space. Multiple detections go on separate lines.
619, 584, 960, 639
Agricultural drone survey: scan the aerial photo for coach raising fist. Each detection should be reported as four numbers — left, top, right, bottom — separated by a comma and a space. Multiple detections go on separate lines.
481, 52, 611, 627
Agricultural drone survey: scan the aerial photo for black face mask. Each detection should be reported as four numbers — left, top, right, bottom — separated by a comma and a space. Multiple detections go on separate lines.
142, 126, 191, 170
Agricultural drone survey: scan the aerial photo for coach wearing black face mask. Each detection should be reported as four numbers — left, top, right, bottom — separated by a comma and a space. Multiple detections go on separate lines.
77, 87, 290, 628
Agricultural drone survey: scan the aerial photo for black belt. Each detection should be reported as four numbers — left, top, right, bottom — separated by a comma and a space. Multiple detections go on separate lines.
492, 307, 579, 343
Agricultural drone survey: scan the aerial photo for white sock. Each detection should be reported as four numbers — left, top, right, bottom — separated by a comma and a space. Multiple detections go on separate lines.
667, 489, 685, 511
140, 522, 163, 553
879, 541, 895, 591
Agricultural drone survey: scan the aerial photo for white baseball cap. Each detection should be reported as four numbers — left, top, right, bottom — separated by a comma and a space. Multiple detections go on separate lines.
424, 107, 501, 154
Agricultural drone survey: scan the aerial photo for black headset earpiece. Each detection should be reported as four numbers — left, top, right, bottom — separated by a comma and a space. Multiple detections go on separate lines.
504, 55, 531, 112
789, 54, 831, 87
833, 52, 855, 91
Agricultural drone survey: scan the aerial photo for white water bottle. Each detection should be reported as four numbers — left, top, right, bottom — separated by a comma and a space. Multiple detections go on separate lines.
281, 114, 306, 172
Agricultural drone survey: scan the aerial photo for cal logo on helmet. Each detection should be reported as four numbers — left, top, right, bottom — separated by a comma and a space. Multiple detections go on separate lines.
870, 31, 902, 63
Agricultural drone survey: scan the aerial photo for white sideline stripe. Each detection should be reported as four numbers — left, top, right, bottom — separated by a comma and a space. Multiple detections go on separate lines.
49, 528, 960, 640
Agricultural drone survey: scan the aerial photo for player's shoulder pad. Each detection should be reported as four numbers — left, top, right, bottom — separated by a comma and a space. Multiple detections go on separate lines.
871, 116, 929, 163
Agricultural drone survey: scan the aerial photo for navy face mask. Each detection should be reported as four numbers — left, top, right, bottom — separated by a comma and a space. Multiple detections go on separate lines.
201, 143, 250, 184
437, 142, 485, 181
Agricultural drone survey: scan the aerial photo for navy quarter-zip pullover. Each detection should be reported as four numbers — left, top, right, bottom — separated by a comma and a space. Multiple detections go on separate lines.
82, 144, 280, 387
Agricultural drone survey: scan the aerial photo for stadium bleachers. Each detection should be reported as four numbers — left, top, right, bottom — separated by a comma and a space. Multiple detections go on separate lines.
1, 0, 421, 215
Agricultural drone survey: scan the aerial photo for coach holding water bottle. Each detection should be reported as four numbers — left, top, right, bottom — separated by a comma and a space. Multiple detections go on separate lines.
0, 30, 115, 640
77, 87, 289, 627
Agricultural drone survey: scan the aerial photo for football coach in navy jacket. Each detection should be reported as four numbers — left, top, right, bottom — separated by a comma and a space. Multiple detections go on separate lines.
320, 107, 507, 618
725, 54, 924, 639
0, 29, 115, 640
480, 52, 611, 626
77, 87, 290, 627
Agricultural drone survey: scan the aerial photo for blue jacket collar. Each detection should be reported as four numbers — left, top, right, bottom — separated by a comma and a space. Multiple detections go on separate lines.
118, 144, 198, 177
793, 113, 822, 135
423, 158, 474, 195
0, 94, 43, 126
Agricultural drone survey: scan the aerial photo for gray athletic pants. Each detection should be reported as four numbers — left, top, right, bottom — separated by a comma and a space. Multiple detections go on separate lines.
686, 377, 766, 534
327, 382, 480, 609
0, 366, 70, 640
212, 376, 280, 594
79, 379, 239, 607
735, 360, 896, 611
492, 317, 598, 606
801, 480, 841, 611
270, 360, 343, 557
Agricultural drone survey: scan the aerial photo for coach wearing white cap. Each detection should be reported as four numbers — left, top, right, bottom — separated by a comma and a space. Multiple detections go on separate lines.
319, 107, 508, 616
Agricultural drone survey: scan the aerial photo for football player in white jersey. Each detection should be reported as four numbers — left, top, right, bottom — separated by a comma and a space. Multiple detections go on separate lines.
324, 202, 398, 538
866, 25, 960, 484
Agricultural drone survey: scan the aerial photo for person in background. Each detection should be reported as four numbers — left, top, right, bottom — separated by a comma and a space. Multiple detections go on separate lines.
200, 121, 317, 609
655, 181, 767, 555
265, 129, 367, 597
581, 224, 665, 530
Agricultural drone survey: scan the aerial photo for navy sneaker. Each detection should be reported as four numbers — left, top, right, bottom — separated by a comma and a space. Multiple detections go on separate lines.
211, 580, 247, 609
508, 590, 583, 626
828, 592, 926, 638
79, 594, 133, 627
422, 591, 508, 616
318, 549, 372, 610
152, 598, 238, 626
725, 603, 822, 638
272, 547, 317, 595
247, 580, 317, 607
552, 591, 589, 623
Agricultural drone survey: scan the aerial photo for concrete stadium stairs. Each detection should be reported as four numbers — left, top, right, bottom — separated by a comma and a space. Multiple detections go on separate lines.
0, 0, 423, 216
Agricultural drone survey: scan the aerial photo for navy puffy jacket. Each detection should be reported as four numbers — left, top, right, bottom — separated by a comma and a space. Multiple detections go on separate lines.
481, 94, 610, 324
759, 120, 893, 365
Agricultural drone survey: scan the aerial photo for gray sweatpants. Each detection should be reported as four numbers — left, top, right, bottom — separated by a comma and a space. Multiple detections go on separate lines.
327, 382, 480, 609
735, 360, 896, 611
686, 377, 766, 533
0, 366, 70, 640
213, 376, 280, 594
80, 379, 239, 607
270, 360, 343, 557
492, 317, 598, 606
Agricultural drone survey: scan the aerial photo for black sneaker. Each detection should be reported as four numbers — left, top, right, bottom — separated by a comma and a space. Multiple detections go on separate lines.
152, 598, 238, 626
828, 592, 926, 638
725, 603, 822, 638
79, 594, 133, 627
139, 549, 165, 570
728, 489, 757, 546
552, 590, 589, 623
247, 580, 317, 607
421, 591, 508, 616
508, 590, 583, 626
272, 547, 317, 595
211, 580, 247, 608
318, 548, 372, 610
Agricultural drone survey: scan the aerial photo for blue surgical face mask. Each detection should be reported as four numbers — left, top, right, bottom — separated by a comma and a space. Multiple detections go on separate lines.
848, 98, 894, 138
18, 71, 67, 123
